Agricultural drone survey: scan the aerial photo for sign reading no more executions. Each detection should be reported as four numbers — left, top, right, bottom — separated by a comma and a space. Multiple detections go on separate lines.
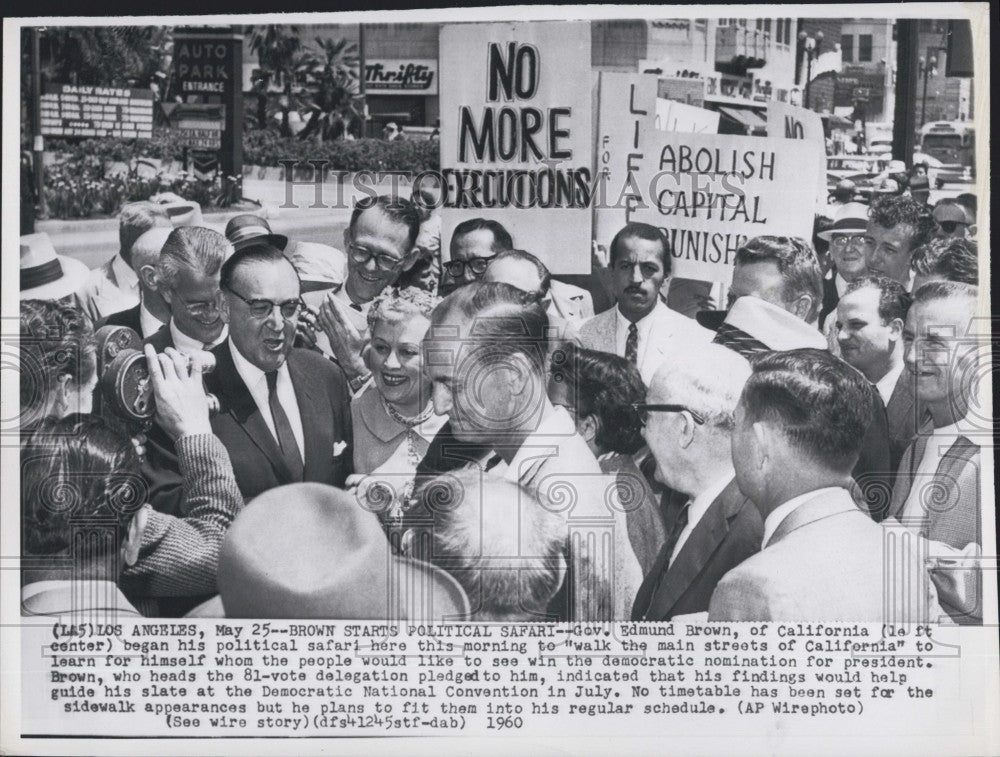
439, 22, 593, 274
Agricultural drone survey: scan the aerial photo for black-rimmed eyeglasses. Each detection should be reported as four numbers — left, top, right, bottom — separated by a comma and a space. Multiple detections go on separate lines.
631, 403, 706, 426
442, 256, 495, 279
227, 288, 302, 320
347, 241, 405, 272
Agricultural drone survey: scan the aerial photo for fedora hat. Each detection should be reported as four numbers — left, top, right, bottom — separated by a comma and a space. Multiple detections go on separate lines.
696, 295, 827, 351
285, 241, 347, 288
19, 233, 90, 301
224, 214, 288, 252
205, 483, 470, 620
816, 202, 870, 241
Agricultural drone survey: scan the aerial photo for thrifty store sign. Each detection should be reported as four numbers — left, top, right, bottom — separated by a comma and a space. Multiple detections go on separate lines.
439, 22, 592, 274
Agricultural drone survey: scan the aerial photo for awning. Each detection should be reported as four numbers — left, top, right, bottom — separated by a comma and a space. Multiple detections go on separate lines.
716, 105, 766, 132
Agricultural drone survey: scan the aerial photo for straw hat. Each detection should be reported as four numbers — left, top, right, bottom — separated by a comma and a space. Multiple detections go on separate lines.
19, 233, 90, 301
224, 214, 289, 251
816, 202, 870, 241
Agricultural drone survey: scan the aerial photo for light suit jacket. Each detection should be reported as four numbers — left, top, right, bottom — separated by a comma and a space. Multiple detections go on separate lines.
72, 255, 138, 323
708, 488, 945, 623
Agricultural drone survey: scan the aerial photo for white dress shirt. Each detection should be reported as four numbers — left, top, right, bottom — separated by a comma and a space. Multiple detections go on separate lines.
139, 302, 166, 339
112, 253, 140, 297
170, 320, 229, 355
874, 361, 905, 407
228, 340, 305, 462
669, 471, 734, 567
762, 486, 845, 547
834, 273, 849, 298
614, 303, 659, 374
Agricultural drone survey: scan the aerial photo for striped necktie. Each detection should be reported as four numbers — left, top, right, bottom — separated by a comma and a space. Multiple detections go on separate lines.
625, 322, 638, 365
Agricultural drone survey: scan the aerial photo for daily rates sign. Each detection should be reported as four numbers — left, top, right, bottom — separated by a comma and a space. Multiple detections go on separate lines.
439, 22, 593, 274
629, 130, 822, 283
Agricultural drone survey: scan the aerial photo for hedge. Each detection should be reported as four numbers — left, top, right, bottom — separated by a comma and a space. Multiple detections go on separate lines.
45, 128, 439, 172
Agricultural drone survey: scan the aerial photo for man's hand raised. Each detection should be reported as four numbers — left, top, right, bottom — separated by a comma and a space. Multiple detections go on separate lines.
144, 345, 212, 442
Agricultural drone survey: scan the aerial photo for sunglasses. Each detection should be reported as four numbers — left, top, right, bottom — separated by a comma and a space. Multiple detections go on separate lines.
442, 255, 495, 279
937, 220, 968, 234
631, 403, 706, 426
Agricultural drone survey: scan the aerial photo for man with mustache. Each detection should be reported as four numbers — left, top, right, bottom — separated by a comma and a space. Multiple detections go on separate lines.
579, 222, 711, 387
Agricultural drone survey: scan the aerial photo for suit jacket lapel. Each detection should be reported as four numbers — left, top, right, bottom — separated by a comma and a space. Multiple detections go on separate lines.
211, 342, 294, 482
644, 479, 742, 620
287, 351, 332, 480
595, 310, 617, 354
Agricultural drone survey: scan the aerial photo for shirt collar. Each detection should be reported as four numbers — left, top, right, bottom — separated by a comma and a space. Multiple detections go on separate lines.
139, 302, 167, 339
111, 253, 139, 292
170, 319, 228, 354
228, 337, 281, 391
875, 361, 905, 406
332, 285, 372, 330
615, 299, 662, 341
762, 486, 844, 547
834, 273, 850, 297
688, 470, 735, 524
501, 402, 576, 484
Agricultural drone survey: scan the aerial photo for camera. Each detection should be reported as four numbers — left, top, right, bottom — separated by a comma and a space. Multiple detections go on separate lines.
93, 325, 220, 440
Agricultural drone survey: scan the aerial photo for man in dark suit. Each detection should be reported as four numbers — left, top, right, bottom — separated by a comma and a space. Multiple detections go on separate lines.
631, 344, 762, 620
99, 227, 173, 338
834, 275, 918, 494
205, 244, 352, 501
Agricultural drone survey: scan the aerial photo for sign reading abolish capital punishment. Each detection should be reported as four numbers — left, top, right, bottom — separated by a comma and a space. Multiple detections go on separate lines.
439, 22, 592, 274
630, 131, 822, 283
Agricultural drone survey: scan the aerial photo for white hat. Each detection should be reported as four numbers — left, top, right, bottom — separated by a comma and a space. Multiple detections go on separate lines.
885, 159, 907, 174
19, 233, 90, 301
724, 296, 828, 352
816, 202, 870, 241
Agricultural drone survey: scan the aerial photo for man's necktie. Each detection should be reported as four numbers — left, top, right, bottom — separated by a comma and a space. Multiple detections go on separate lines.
638, 499, 691, 619
349, 302, 363, 312
713, 323, 770, 359
265, 371, 304, 481
625, 322, 639, 365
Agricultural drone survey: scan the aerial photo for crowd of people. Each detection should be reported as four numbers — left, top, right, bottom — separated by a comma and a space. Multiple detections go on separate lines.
18, 176, 983, 624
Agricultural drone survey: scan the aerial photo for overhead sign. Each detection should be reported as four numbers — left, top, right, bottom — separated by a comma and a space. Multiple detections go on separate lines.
593, 72, 657, 261
655, 98, 720, 134
628, 130, 823, 283
39, 84, 153, 139
767, 101, 828, 211
365, 59, 438, 95
439, 22, 593, 275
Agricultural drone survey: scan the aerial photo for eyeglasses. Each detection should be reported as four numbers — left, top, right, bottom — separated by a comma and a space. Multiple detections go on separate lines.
347, 241, 405, 272
937, 220, 968, 234
227, 288, 302, 320
631, 403, 706, 426
830, 234, 867, 250
442, 256, 495, 279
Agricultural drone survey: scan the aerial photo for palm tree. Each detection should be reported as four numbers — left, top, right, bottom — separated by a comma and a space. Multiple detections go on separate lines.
297, 37, 363, 142
248, 25, 304, 135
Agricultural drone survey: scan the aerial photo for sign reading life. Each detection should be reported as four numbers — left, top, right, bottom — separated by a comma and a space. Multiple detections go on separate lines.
459, 43, 573, 164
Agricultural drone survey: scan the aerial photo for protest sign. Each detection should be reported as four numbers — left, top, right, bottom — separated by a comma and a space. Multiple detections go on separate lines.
593, 71, 657, 256
439, 22, 593, 274
629, 130, 823, 283
654, 98, 720, 134
767, 100, 829, 210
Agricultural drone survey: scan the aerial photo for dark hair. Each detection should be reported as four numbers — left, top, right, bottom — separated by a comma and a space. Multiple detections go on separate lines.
609, 222, 671, 273
19, 300, 97, 420
489, 249, 552, 297
220, 243, 299, 292
735, 236, 824, 322
349, 195, 423, 252
910, 237, 978, 285
450, 218, 514, 254
21, 413, 143, 560
392, 253, 436, 292
954, 193, 977, 216
410, 188, 438, 222
868, 195, 936, 249
549, 343, 645, 455
813, 215, 835, 257
741, 348, 873, 472
430, 282, 548, 375
844, 275, 912, 325
911, 280, 978, 306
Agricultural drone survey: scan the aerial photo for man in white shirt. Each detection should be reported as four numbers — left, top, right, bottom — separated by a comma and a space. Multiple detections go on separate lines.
580, 222, 711, 386
206, 246, 352, 501
73, 202, 171, 322
631, 344, 762, 621
101, 227, 172, 339
421, 281, 642, 621
709, 348, 944, 622
887, 282, 981, 624
311, 195, 424, 393
835, 275, 917, 479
